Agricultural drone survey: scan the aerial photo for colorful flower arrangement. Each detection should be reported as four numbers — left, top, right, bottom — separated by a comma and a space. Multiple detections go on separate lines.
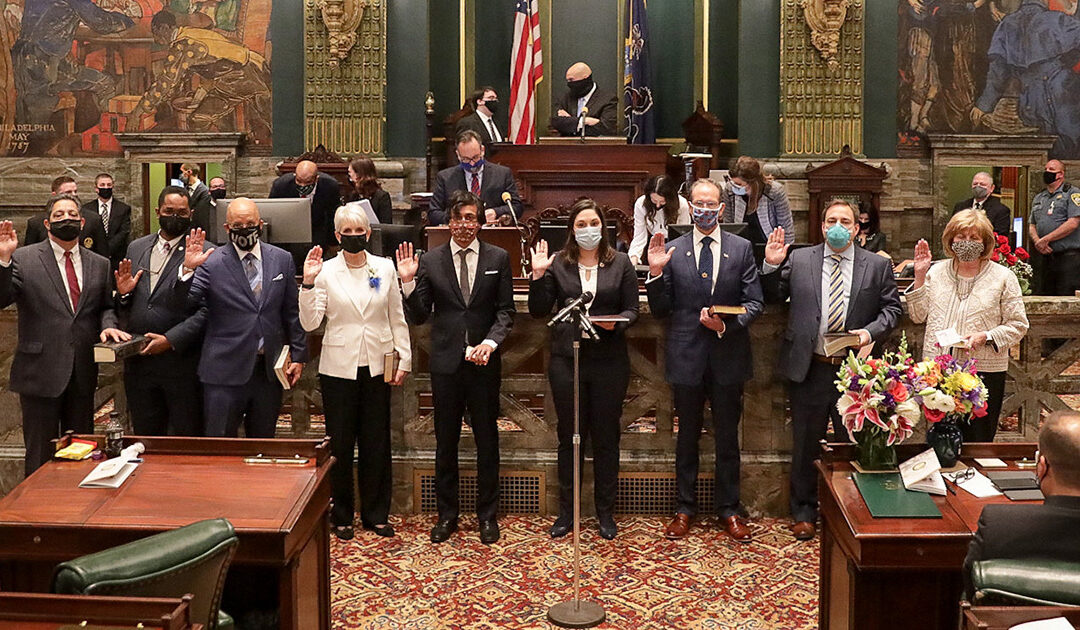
834, 336, 920, 447
991, 234, 1032, 295
909, 354, 988, 425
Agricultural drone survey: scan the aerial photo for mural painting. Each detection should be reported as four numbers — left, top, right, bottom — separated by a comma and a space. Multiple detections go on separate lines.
898, 0, 1080, 158
0, 0, 271, 157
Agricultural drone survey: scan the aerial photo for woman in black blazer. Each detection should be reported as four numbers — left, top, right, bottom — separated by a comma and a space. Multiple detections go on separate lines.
528, 199, 639, 540
348, 156, 393, 224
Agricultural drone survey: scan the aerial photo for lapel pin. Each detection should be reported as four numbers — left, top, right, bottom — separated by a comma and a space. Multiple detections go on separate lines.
701, 272, 708, 279
686, 251, 692, 257
723, 253, 729, 258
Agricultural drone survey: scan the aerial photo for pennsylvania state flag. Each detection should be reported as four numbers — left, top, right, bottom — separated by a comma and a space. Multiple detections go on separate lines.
624, 0, 655, 144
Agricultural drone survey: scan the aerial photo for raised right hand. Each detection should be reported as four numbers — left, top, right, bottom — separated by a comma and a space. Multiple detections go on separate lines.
764, 227, 790, 266
302, 245, 323, 284
396, 242, 419, 283
183, 228, 214, 270
114, 258, 144, 295
0, 220, 17, 262
647, 232, 675, 277
913, 239, 932, 282
530, 239, 556, 279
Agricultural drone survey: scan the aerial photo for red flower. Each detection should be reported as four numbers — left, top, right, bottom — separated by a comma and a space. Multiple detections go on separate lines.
999, 243, 1012, 254
924, 406, 945, 423
1016, 247, 1029, 260
888, 380, 909, 403
996, 234, 1009, 245
973, 403, 988, 418
1006, 254, 1018, 265
991, 251, 1001, 262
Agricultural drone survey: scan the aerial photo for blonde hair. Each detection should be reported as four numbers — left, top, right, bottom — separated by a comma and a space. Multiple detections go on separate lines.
942, 208, 995, 261
333, 203, 371, 233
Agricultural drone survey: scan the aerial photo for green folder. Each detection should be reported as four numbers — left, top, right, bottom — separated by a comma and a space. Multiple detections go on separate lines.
853, 472, 942, 518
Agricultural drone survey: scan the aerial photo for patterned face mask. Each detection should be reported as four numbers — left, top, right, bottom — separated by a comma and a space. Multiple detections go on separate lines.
690, 204, 719, 231
952, 239, 984, 262
449, 218, 480, 244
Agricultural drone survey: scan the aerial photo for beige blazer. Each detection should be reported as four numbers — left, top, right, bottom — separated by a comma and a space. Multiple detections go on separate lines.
299, 252, 412, 379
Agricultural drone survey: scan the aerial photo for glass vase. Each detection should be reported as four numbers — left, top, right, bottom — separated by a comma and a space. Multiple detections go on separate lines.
927, 418, 965, 468
854, 429, 897, 471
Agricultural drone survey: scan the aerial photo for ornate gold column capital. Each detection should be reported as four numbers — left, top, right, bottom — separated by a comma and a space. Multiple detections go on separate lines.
798, 0, 850, 70
314, 0, 366, 67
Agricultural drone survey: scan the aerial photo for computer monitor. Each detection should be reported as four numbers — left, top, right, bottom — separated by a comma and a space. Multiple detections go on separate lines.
212, 198, 313, 245
371, 224, 422, 257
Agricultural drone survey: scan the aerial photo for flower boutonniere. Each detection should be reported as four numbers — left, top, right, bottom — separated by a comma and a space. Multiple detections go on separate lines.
367, 265, 380, 292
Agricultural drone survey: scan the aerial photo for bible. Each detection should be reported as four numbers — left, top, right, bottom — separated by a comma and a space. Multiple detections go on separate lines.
94, 335, 148, 363
823, 332, 861, 357
708, 305, 747, 317
383, 351, 400, 383
274, 346, 291, 390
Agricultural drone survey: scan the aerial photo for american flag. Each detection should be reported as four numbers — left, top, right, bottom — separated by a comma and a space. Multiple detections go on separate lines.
509, 0, 543, 144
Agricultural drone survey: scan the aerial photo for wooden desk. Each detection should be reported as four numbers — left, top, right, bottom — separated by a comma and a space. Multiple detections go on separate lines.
817, 442, 1041, 630
491, 143, 670, 216
0, 592, 199, 629
0, 436, 333, 630
961, 603, 1080, 629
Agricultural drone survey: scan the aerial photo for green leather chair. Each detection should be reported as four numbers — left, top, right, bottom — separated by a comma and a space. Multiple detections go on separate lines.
52, 518, 238, 629
971, 558, 1080, 607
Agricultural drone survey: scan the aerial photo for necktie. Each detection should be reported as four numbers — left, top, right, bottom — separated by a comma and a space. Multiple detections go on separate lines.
826, 254, 845, 333
64, 251, 80, 311
100, 202, 109, 234
470, 172, 481, 195
698, 236, 714, 293
162, 241, 171, 256
487, 119, 499, 142
458, 249, 471, 304
244, 252, 261, 298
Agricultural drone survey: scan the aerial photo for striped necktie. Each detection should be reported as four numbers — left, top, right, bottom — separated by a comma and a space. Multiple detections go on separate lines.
825, 254, 845, 333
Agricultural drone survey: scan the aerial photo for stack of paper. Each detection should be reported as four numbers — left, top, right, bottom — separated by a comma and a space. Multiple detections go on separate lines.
900, 448, 946, 495
79, 443, 145, 489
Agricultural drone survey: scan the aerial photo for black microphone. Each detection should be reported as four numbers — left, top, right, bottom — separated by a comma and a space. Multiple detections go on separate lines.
548, 291, 594, 327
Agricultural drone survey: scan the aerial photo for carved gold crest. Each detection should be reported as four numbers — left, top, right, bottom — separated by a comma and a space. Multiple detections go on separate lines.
315, 0, 366, 67
799, 0, 850, 70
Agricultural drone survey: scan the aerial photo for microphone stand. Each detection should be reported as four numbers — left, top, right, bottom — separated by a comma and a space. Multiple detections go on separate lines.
547, 304, 604, 629
504, 198, 529, 278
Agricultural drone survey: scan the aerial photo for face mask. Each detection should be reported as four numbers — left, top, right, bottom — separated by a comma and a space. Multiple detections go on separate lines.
229, 225, 260, 251
97, 187, 113, 200
459, 158, 485, 174
209, 189, 227, 200
952, 239, 984, 262
338, 233, 368, 254
690, 203, 719, 231
730, 184, 747, 197
159, 214, 191, 238
482, 99, 499, 115
972, 185, 989, 199
296, 183, 315, 197
48, 218, 81, 242
449, 218, 480, 244
859, 222, 871, 232
567, 77, 593, 99
825, 224, 852, 250
574, 225, 603, 250
1044, 170, 1060, 186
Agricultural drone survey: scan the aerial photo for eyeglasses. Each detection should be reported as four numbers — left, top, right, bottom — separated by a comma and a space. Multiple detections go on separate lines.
953, 467, 976, 484
691, 201, 722, 210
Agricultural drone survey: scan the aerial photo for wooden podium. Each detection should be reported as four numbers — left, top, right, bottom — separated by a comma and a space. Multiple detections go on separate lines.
425, 226, 530, 278
490, 141, 669, 216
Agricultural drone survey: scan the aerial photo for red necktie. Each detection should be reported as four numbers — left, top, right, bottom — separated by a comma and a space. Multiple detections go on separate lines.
64, 251, 80, 311
470, 172, 481, 195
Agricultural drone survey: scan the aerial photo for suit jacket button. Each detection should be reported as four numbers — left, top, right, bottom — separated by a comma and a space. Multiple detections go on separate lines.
147, 304, 153, 309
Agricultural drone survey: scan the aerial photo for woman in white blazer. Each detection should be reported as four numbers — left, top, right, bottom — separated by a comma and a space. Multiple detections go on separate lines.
299, 204, 411, 540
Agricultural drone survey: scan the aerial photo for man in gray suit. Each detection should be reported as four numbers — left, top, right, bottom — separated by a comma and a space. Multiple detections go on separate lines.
115, 186, 209, 436
0, 194, 131, 476
761, 199, 902, 540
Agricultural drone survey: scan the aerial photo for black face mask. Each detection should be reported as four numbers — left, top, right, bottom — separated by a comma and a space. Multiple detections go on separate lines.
1044, 170, 1061, 186
97, 187, 113, 200
48, 219, 81, 242
209, 189, 227, 200
482, 99, 499, 115
159, 214, 191, 238
567, 77, 593, 99
229, 225, 260, 251
296, 183, 315, 197
338, 233, 368, 254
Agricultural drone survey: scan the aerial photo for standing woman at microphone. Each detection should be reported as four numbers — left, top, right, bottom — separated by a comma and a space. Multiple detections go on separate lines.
529, 199, 639, 539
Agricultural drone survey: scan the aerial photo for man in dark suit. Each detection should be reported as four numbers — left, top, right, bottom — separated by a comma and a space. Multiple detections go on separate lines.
964, 410, 1080, 600
429, 130, 522, 225
177, 198, 308, 438
646, 178, 764, 542
180, 163, 216, 234
0, 194, 130, 476
24, 176, 109, 259
269, 159, 341, 250
551, 62, 618, 137
397, 190, 515, 545
115, 186, 208, 436
953, 171, 1011, 236
455, 86, 504, 151
81, 172, 131, 270
761, 199, 902, 541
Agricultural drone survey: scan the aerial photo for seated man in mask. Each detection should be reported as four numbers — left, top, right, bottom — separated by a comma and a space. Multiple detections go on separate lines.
551, 62, 618, 137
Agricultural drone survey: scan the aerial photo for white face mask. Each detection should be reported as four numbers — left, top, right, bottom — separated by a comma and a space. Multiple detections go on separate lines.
730, 184, 747, 196
574, 226, 603, 250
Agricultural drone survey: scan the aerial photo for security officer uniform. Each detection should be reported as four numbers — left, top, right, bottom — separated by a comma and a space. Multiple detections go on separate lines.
1031, 182, 1080, 296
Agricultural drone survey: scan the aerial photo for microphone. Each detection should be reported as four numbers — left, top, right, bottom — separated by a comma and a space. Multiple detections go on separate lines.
548, 291, 594, 327
501, 191, 517, 224
501, 190, 528, 276
577, 105, 589, 137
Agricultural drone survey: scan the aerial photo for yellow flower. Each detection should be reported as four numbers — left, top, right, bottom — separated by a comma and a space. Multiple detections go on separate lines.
953, 372, 981, 392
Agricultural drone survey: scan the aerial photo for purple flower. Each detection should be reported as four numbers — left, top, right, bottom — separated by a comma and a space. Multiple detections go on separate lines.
369, 276, 381, 291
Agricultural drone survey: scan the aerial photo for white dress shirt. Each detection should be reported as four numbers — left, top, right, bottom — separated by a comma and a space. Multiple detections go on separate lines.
815, 244, 855, 354
578, 264, 598, 315
477, 109, 502, 142
577, 83, 597, 117
693, 227, 722, 294
148, 232, 183, 291
50, 239, 82, 311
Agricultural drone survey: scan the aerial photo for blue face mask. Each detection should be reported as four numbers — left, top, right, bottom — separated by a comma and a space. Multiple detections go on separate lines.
459, 158, 485, 174
574, 225, 603, 250
730, 184, 747, 196
690, 204, 720, 231
825, 223, 852, 250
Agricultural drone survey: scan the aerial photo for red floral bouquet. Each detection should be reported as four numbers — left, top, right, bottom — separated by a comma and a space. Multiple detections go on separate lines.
990, 235, 1032, 295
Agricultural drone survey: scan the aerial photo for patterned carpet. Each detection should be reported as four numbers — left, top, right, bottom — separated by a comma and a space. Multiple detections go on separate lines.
330, 515, 819, 630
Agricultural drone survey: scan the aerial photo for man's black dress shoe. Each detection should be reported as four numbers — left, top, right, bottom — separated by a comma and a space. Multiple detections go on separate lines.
597, 513, 617, 540
430, 519, 458, 543
549, 515, 572, 539
479, 519, 500, 544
